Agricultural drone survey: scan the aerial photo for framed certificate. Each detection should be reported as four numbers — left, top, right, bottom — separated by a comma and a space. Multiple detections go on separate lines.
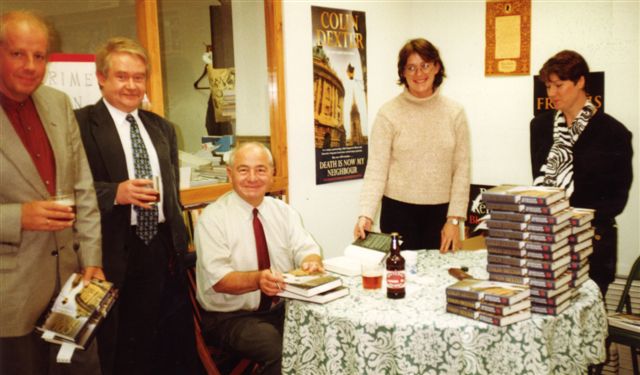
485, 0, 531, 76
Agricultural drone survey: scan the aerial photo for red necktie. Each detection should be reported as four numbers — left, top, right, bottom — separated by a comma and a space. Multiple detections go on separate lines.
253, 208, 272, 311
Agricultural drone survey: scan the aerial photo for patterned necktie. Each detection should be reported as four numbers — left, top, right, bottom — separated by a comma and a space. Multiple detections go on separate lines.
127, 114, 158, 244
253, 208, 273, 311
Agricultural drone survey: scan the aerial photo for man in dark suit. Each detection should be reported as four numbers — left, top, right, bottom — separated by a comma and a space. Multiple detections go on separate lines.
75, 37, 195, 375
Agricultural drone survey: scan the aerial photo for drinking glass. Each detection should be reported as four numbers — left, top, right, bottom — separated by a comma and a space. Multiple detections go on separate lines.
361, 262, 383, 290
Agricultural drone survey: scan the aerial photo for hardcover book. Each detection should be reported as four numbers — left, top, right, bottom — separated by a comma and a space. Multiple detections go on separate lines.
486, 237, 526, 250
569, 228, 595, 244
279, 270, 343, 298
570, 246, 593, 262
569, 258, 589, 270
524, 199, 570, 215
569, 207, 595, 227
38, 274, 117, 351
529, 283, 570, 298
446, 303, 480, 320
571, 272, 590, 288
530, 289, 572, 306
479, 299, 531, 316
528, 272, 572, 289
571, 239, 593, 253
524, 237, 569, 252
482, 185, 565, 206
571, 222, 592, 235
278, 285, 349, 304
446, 278, 530, 305
446, 296, 481, 309
528, 265, 570, 279
526, 255, 571, 271
526, 244, 571, 261
531, 299, 571, 315
487, 263, 528, 276
528, 227, 572, 243
488, 228, 530, 240
489, 273, 530, 285
529, 209, 573, 225
607, 312, 640, 334
485, 201, 526, 213
487, 254, 527, 267
489, 211, 531, 223
486, 246, 528, 258
478, 309, 531, 326
526, 220, 571, 234
486, 219, 527, 231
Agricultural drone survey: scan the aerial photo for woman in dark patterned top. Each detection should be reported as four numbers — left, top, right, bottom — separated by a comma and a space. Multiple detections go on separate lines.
530, 50, 633, 296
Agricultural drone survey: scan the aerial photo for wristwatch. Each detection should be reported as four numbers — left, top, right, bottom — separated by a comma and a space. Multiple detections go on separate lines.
447, 218, 460, 226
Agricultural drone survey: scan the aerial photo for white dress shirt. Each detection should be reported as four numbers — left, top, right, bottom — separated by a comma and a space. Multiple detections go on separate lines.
194, 191, 321, 312
103, 99, 165, 224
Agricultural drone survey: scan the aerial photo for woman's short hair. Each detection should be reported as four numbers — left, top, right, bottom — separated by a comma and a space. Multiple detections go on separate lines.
397, 38, 446, 89
539, 50, 590, 86
95, 37, 149, 77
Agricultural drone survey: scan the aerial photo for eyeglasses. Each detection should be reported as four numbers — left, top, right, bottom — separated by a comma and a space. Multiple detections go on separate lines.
405, 62, 432, 75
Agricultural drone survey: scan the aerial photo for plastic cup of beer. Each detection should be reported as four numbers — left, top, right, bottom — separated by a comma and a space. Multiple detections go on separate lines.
361, 262, 383, 290
146, 175, 160, 205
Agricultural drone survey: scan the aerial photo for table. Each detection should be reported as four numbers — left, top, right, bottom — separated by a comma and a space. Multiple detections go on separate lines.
282, 250, 607, 375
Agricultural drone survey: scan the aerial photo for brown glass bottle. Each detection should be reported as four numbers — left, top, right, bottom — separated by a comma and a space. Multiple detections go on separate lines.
386, 232, 405, 299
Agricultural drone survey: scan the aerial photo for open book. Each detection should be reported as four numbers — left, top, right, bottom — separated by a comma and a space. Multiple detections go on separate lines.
37, 273, 117, 362
323, 231, 390, 276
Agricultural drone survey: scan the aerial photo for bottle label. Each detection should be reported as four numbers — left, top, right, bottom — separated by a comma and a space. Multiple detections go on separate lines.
386, 270, 406, 289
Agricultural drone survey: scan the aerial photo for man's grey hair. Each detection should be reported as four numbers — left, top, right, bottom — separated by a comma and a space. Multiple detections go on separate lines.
228, 142, 274, 167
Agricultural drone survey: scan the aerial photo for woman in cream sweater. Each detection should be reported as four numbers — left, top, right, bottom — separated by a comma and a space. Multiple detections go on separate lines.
354, 38, 470, 252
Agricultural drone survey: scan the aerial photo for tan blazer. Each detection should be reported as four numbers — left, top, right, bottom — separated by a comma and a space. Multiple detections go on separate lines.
0, 85, 102, 337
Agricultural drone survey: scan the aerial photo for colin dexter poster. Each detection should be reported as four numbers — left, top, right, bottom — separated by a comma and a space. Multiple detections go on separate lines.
312, 6, 368, 185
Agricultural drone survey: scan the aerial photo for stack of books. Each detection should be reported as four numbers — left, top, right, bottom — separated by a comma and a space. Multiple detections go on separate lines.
277, 269, 349, 304
482, 185, 575, 315
446, 278, 531, 326
568, 208, 595, 290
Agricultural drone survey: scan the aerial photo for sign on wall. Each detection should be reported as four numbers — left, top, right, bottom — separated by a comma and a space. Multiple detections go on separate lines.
485, 0, 531, 76
311, 6, 368, 185
44, 54, 101, 109
532, 72, 604, 116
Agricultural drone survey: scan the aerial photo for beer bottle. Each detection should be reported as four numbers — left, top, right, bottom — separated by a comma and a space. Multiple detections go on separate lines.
386, 232, 405, 299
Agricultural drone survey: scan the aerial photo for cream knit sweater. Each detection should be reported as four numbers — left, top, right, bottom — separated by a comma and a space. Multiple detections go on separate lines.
359, 88, 470, 220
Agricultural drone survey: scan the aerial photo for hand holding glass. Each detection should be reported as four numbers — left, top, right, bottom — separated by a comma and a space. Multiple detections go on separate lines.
145, 175, 160, 205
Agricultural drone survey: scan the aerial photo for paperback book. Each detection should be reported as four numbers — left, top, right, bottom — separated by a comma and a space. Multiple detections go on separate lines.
323, 231, 389, 276
279, 270, 343, 298
277, 286, 349, 304
478, 309, 531, 327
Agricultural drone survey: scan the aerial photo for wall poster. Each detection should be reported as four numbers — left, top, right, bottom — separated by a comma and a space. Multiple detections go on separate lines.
45, 54, 101, 109
533, 72, 604, 116
312, 6, 368, 185
485, 0, 531, 76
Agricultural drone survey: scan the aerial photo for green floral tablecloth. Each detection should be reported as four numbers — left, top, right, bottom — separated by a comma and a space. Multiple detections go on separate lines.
282, 250, 607, 375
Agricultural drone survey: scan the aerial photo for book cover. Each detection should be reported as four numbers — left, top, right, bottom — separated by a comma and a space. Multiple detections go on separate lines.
446, 296, 481, 309
524, 237, 569, 252
278, 285, 349, 304
569, 207, 595, 227
572, 264, 591, 279
526, 220, 571, 234
529, 209, 573, 225
571, 239, 593, 253
479, 299, 531, 316
482, 185, 565, 206
446, 278, 530, 305
280, 270, 343, 298
489, 273, 530, 285
529, 283, 570, 298
489, 210, 531, 223
485, 201, 526, 213
528, 227, 572, 244
486, 219, 527, 231
524, 199, 570, 215
607, 312, 640, 334
487, 254, 527, 267
530, 289, 572, 306
38, 274, 116, 349
446, 303, 480, 320
486, 237, 526, 250
488, 228, 530, 240
570, 246, 593, 261
571, 222, 592, 235
531, 299, 571, 315
571, 272, 590, 288
528, 272, 572, 289
526, 244, 571, 261
478, 309, 531, 326
526, 255, 571, 271
568, 228, 595, 244
486, 246, 527, 258
487, 263, 528, 276
528, 265, 570, 279
569, 258, 589, 270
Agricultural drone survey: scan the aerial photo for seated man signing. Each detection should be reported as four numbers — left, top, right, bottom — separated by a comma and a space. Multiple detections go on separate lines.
194, 142, 323, 375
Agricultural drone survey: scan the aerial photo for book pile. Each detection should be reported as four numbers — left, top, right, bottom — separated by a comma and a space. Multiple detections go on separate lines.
567, 208, 595, 291
277, 269, 349, 304
482, 184, 574, 315
446, 278, 531, 326
37, 273, 118, 362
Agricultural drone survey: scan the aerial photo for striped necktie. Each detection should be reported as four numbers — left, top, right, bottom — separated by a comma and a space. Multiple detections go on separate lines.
127, 114, 158, 244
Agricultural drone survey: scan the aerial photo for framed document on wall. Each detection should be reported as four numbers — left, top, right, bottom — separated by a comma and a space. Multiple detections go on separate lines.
485, 0, 531, 76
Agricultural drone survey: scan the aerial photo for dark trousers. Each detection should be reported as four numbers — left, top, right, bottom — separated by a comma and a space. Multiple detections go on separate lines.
200, 303, 285, 375
589, 223, 617, 297
98, 225, 198, 375
0, 330, 101, 375
380, 196, 449, 250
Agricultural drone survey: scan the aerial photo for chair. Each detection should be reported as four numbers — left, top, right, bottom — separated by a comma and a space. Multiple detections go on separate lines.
596, 255, 640, 375
184, 253, 258, 375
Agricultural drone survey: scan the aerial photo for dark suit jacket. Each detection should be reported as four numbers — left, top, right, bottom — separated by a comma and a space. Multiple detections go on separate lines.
75, 100, 187, 287
530, 110, 633, 224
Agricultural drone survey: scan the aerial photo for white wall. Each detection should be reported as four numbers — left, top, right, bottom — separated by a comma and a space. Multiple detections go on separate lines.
283, 1, 639, 275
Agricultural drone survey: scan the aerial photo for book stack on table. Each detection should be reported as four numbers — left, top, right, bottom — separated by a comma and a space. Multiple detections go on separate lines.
446, 278, 531, 326
277, 270, 348, 304
482, 184, 575, 315
567, 208, 595, 292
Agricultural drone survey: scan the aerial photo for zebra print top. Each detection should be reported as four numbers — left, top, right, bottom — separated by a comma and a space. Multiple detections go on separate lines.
533, 100, 596, 197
